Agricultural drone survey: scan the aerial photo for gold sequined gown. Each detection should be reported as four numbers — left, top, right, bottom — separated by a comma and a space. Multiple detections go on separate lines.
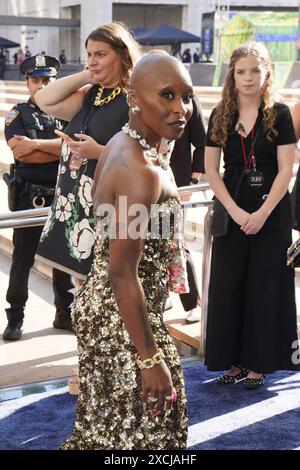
61, 198, 188, 450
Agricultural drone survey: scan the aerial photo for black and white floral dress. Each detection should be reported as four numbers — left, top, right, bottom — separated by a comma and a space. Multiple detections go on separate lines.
37, 86, 129, 275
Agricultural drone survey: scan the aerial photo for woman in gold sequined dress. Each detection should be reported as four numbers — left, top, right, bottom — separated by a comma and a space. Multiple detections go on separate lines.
61, 54, 194, 450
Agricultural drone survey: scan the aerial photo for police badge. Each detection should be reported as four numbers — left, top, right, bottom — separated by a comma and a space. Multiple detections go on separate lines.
35, 54, 46, 68
5, 109, 19, 126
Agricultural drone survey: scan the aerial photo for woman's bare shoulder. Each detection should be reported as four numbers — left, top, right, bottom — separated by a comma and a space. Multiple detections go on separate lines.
103, 133, 160, 199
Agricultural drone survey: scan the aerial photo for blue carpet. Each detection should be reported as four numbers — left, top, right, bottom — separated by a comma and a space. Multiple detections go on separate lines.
1, 364, 300, 450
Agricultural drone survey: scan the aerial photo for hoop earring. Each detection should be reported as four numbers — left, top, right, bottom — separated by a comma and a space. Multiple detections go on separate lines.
131, 105, 141, 114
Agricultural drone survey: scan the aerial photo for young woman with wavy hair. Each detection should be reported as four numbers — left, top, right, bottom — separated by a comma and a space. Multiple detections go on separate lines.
205, 42, 300, 388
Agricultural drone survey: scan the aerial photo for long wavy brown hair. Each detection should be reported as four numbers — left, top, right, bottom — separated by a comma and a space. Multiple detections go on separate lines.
85, 22, 141, 88
211, 42, 279, 146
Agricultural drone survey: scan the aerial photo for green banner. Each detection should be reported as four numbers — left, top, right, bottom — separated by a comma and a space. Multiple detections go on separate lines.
212, 63, 222, 87
273, 62, 293, 89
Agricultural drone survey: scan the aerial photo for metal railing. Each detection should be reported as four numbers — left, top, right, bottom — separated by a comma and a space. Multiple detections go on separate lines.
0, 206, 49, 229
0, 182, 214, 355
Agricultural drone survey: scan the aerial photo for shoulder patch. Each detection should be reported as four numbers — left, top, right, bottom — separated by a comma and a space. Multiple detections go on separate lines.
5, 109, 19, 126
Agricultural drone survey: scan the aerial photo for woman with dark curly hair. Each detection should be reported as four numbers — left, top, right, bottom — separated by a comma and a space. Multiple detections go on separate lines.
204, 42, 300, 388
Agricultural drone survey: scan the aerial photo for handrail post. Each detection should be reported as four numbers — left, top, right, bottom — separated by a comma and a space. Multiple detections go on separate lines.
199, 205, 213, 357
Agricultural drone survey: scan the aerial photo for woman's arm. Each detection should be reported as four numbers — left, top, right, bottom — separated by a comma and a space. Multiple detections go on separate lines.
190, 95, 206, 175
107, 162, 173, 412
34, 70, 93, 122
109, 166, 160, 358
205, 145, 249, 226
292, 102, 300, 141
241, 143, 294, 235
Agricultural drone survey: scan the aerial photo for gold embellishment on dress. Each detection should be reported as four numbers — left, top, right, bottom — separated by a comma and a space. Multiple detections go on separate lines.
93, 86, 123, 106
60, 198, 188, 450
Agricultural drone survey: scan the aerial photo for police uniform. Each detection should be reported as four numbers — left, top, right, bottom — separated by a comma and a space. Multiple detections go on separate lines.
3, 54, 74, 341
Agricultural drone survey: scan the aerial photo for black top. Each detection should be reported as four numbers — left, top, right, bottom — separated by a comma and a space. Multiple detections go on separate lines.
170, 95, 206, 186
37, 85, 129, 275
65, 85, 128, 144
206, 103, 297, 231
193, 52, 200, 63
4, 98, 64, 184
62, 85, 129, 177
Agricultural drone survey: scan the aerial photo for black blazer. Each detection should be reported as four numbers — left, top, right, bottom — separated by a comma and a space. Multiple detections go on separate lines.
170, 94, 206, 187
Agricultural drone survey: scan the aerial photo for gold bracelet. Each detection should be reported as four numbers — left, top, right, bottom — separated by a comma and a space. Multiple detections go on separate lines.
136, 350, 164, 370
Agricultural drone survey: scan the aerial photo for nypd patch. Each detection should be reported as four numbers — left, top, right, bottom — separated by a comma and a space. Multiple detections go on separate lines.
5, 109, 19, 126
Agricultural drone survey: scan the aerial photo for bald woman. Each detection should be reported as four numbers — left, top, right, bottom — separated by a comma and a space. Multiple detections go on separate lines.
61, 54, 194, 450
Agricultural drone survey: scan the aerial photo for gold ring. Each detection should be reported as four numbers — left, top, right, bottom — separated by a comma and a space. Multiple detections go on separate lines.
149, 396, 158, 403
165, 394, 173, 400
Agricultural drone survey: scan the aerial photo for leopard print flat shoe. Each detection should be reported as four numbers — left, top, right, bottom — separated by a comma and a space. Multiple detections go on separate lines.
216, 366, 249, 385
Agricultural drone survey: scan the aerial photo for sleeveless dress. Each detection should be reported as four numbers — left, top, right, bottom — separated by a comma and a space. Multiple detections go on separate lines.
61, 198, 188, 450
37, 86, 129, 276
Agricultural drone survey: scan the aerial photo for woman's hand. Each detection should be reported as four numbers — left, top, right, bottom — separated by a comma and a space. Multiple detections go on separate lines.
68, 134, 104, 170
141, 361, 175, 416
180, 192, 192, 202
240, 207, 269, 235
81, 68, 94, 84
228, 205, 250, 227
68, 134, 102, 159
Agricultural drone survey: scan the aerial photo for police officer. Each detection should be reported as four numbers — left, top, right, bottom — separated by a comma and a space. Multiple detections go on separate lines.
3, 54, 74, 341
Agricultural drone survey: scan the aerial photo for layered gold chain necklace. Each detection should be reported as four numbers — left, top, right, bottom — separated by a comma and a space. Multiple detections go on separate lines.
93, 85, 124, 106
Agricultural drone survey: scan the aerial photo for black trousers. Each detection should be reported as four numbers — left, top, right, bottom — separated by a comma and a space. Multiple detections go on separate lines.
179, 249, 200, 311
5, 224, 74, 322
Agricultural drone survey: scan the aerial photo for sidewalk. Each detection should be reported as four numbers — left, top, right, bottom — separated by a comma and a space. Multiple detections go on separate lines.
0, 250, 78, 388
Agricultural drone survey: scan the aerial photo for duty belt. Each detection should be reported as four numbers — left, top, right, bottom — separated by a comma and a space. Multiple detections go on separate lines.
23, 182, 56, 208
26, 182, 56, 197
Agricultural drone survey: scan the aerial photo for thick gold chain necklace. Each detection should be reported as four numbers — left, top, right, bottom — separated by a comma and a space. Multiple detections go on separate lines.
93, 85, 123, 106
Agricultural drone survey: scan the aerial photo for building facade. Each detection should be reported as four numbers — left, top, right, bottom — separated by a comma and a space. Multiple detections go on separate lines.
0, 1, 299, 63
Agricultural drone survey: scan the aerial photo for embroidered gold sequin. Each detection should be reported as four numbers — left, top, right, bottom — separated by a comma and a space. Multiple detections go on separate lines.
60, 198, 188, 450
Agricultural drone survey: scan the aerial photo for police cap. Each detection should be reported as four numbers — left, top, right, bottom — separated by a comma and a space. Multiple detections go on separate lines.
20, 54, 60, 79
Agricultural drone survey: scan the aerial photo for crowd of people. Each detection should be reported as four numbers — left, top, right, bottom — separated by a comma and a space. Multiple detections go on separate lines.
171, 45, 202, 63
2, 20, 300, 450
0, 46, 68, 80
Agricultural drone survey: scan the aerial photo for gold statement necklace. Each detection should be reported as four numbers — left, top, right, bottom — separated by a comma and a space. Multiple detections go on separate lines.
93, 85, 124, 106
